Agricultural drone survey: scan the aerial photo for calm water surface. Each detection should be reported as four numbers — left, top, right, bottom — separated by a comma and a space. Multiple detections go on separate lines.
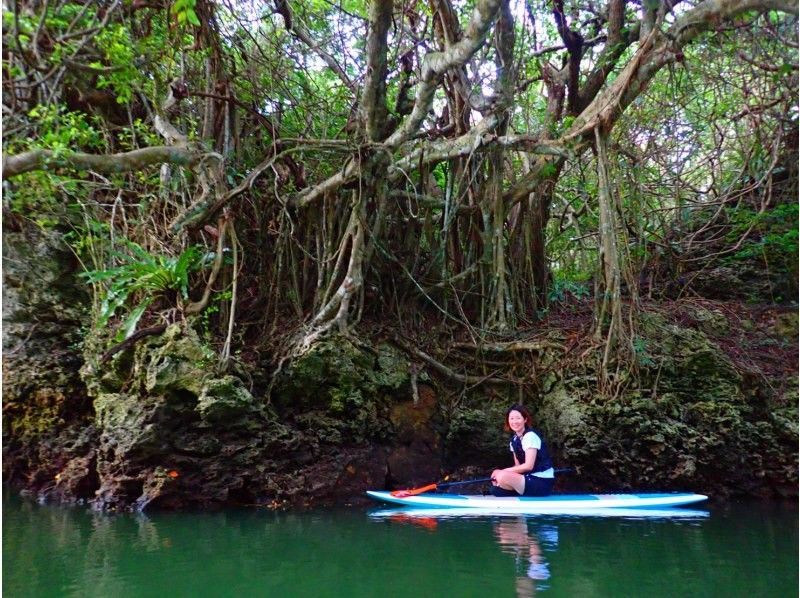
3, 492, 797, 597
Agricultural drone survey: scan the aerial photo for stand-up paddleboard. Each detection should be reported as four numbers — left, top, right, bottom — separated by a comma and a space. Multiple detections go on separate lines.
369, 506, 710, 519
366, 491, 708, 514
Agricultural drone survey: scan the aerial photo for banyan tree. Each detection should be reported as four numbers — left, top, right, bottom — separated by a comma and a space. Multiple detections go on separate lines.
3, 0, 797, 377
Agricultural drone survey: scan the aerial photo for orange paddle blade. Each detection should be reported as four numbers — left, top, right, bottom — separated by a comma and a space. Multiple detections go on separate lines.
390, 483, 437, 497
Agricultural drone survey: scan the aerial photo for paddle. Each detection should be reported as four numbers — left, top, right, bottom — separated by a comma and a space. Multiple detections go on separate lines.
391, 477, 493, 498
390, 468, 575, 498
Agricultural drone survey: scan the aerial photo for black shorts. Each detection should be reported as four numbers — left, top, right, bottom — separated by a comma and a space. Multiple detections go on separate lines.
491, 475, 554, 497
523, 474, 554, 496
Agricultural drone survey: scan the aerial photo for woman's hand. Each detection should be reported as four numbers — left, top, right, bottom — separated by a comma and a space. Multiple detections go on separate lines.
491, 469, 504, 485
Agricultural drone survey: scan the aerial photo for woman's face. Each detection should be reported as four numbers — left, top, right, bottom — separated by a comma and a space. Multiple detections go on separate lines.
507, 410, 527, 434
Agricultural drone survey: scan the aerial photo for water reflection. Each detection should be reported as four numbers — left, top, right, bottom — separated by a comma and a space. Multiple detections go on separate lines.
368, 507, 710, 596
6, 493, 794, 598
493, 518, 558, 596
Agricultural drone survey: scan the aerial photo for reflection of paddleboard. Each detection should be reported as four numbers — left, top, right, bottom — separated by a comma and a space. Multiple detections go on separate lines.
366, 491, 708, 514
368, 506, 710, 519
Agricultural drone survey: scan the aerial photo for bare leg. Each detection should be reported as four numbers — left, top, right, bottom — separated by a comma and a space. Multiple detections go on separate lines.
493, 470, 526, 495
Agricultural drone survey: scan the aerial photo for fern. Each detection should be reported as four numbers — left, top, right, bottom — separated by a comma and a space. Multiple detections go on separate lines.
81, 241, 207, 338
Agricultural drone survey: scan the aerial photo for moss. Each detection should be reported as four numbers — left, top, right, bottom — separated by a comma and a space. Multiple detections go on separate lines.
680, 304, 730, 336
272, 336, 409, 444
638, 312, 743, 403
89, 326, 270, 475
196, 376, 259, 423
6, 389, 68, 438
373, 344, 410, 389
94, 392, 163, 456
772, 311, 798, 341
444, 401, 508, 468
538, 386, 586, 446
549, 316, 797, 491
431, 314, 799, 495
278, 338, 409, 405
143, 324, 213, 395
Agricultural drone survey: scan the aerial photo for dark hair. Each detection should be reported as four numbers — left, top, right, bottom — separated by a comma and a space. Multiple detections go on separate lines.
504, 403, 532, 432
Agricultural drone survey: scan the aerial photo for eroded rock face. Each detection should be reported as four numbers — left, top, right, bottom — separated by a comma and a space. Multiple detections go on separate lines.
385, 384, 442, 488
536, 311, 798, 498
2, 220, 97, 504
3, 225, 796, 509
3, 238, 431, 511
82, 328, 418, 510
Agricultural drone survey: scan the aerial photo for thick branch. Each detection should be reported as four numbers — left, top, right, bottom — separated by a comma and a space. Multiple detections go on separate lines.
606, 0, 627, 47
506, 0, 797, 203
576, 21, 640, 112
670, 0, 797, 46
452, 340, 564, 352
389, 114, 571, 173
392, 336, 513, 386
384, 0, 502, 147
291, 0, 502, 208
552, 0, 584, 115
294, 117, 570, 209
273, 0, 355, 91
361, 0, 393, 141
100, 324, 168, 363
2, 144, 201, 179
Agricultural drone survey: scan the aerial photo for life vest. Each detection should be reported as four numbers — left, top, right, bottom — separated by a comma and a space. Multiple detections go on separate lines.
510, 427, 553, 474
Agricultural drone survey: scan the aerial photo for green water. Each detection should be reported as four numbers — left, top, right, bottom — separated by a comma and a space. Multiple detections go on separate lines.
3, 492, 797, 597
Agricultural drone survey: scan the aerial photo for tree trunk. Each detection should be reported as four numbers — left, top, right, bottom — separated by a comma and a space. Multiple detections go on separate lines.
594, 127, 624, 373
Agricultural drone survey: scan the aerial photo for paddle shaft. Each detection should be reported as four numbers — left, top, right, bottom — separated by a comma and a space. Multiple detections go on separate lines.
441, 468, 571, 489
390, 477, 489, 497
391, 468, 574, 497
437, 477, 493, 489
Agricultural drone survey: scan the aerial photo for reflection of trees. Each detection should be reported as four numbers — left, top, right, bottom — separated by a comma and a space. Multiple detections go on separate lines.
3, 497, 130, 596
70, 514, 124, 597
3, 498, 86, 593
4, 495, 182, 596
493, 518, 557, 597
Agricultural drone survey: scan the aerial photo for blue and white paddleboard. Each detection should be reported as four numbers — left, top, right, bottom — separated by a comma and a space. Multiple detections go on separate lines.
366, 491, 708, 514
369, 506, 710, 519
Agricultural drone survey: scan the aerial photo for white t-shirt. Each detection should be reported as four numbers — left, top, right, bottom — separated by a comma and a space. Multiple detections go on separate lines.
510, 431, 555, 478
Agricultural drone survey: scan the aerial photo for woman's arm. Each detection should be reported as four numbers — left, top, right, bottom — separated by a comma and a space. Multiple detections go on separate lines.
492, 452, 523, 483
502, 448, 537, 474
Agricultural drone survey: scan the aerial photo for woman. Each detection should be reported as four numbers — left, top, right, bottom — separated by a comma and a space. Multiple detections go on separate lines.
490, 404, 555, 497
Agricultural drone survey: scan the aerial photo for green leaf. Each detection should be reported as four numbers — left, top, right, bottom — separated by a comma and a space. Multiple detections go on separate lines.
541, 162, 557, 178
116, 298, 153, 341
186, 8, 201, 26
98, 288, 129, 328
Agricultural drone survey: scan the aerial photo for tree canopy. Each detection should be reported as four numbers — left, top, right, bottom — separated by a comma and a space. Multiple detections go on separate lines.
3, 0, 797, 378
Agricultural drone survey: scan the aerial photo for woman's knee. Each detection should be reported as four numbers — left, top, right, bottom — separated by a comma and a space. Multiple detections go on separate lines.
495, 471, 515, 487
